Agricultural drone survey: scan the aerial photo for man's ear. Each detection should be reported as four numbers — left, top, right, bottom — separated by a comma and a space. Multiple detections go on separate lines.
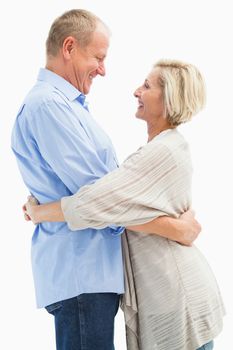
62, 36, 76, 59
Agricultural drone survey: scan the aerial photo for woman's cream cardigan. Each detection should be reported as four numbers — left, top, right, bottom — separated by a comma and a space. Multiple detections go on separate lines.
62, 129, 225, 350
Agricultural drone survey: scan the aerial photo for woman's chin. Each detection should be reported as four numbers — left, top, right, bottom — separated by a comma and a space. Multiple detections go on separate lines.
135, 113, 145, 121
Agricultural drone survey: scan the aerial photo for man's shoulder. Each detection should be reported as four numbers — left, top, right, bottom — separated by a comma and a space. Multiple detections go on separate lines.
24, 81, 65, 110
15, 81, 70, 125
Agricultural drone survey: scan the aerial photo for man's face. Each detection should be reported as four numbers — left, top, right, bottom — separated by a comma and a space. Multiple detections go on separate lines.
70, 25, 109, 94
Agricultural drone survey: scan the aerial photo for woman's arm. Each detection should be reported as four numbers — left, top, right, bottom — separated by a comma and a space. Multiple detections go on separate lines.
23, 197, 64, 223
24, 136, 199, 246
24, 197, 200, 246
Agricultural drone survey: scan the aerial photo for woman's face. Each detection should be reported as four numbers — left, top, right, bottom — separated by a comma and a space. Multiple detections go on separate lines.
134, 68, 164, 123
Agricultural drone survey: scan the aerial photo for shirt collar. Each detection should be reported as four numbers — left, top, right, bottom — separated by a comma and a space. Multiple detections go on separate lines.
37, 68, 87, 105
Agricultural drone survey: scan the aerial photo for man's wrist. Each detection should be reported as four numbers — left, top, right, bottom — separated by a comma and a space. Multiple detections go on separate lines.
167, 217, 186, 244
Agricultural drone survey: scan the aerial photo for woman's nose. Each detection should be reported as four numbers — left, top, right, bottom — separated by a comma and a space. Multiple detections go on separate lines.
134, 87, 140, 97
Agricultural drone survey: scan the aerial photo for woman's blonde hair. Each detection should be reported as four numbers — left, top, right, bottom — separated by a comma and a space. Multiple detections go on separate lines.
154, 59, 206, 126
46, 9, 109, 57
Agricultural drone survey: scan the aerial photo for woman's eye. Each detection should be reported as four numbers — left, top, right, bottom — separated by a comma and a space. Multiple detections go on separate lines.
144, 83, 149, 89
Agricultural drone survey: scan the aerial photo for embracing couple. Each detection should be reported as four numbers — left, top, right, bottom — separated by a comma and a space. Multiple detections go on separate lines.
11, 9, 225, 350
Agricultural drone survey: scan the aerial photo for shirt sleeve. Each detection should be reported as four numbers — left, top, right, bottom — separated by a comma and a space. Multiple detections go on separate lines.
27, 99, 113, 194
61, 139, 190, 231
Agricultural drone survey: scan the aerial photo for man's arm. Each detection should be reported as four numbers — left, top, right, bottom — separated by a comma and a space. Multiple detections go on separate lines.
27, 100, 114, 194
15, 98, 125, 234
128, 210, 201, 246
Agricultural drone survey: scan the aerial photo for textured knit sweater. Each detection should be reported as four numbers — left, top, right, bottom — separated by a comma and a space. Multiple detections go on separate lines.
62, 128, 225, 350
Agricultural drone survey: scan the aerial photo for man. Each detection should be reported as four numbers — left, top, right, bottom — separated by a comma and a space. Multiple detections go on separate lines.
11, 9, 200, 350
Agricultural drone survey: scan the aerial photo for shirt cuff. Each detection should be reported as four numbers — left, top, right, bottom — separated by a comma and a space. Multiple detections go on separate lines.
105, 225, 125, 236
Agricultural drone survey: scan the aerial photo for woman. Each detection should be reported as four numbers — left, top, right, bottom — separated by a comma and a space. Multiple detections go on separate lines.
24, 59, 225, 350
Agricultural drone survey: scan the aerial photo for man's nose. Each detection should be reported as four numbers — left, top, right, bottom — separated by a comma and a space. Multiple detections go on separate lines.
97, 62, 106, 76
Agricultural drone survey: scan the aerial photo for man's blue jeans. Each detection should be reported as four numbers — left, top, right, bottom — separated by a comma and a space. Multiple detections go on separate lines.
197, 340, 214, 350
46, 293, 120, 350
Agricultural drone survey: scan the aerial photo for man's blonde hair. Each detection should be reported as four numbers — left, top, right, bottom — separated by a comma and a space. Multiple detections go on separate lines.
154, 60, 206, 126
46, 9, 109, 57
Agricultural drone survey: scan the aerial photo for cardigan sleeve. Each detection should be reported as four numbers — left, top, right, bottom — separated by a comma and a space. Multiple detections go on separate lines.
61, 137, 191, 231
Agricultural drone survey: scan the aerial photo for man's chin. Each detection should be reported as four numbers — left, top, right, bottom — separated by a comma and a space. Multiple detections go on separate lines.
83, 85, 91, 95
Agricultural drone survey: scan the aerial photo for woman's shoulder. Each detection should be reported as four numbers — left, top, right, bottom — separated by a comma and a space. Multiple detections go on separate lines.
152, 128, 186, 145
144, 129, 192, 171
122, 128, 190, 169
147, 128, 189, 155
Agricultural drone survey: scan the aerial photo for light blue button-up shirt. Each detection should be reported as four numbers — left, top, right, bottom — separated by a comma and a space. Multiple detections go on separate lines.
11, 68, 124, 308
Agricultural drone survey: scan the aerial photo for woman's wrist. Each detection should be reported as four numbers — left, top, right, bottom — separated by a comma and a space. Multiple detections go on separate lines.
24, 197, 65, 224
36, 201, 65, 223
28, 204, 44, 224
34, 205, 46, 224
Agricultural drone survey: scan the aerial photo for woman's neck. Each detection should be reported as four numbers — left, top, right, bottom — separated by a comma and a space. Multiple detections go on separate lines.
147, 122, 173, 142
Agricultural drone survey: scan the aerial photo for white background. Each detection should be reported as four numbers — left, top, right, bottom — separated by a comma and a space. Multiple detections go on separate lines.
1, 0, 232, 349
